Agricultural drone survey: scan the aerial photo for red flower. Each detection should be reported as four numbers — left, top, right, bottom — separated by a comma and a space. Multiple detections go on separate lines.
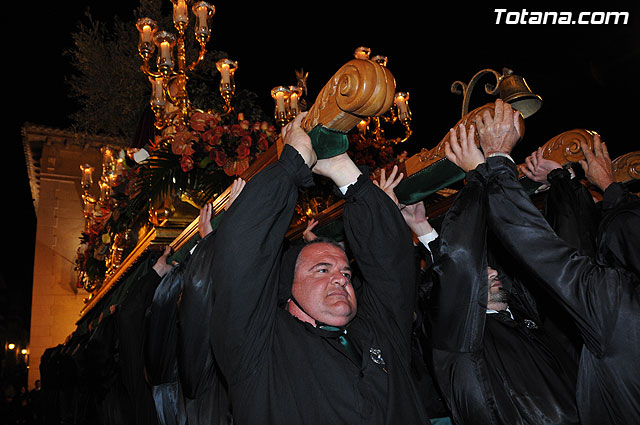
260, 121, 276, 136
230, 123, 246, 138
239, 135, 252, 148
236, 157, 250, 175
201, 129, 218, 145
257, 135, 269, 151
172, 131, 196, 156
212, 149, 228, 167
190, 111, 216, 132
236, 144, 250, 160
239, 119, 250, 131
180, 155, 194, 172
224, 158, 250, 176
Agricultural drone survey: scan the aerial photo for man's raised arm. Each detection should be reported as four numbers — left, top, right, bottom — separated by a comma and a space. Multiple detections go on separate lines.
312, 147, 417, 345
474, 100, 627, 353
209, 113, 315, 383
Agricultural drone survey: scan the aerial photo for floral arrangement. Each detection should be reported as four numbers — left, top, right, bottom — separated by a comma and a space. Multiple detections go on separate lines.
74, 111, 278, 292
75, 199, 118, 291
160, 111, 278, 176
74, 108, 414, 293
348, 132, 408, 175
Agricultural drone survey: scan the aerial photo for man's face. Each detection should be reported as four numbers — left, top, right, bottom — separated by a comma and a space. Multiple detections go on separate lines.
487, 266, 509, 310
291, 242, 357, 327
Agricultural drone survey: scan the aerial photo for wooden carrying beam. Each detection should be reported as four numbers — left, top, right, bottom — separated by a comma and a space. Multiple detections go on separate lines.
394, 102, 524, 205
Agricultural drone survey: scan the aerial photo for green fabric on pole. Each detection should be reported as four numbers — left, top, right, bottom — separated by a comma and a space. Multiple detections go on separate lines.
394, 159, 466, 205
308, 125, 350, 159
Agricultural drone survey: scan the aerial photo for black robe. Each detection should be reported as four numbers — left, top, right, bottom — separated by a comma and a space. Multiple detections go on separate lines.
207, 145, 429, 425
144, 265, 187, 425
177, 232, 234, 425
428, 165, 580, 425
480, 156, 640, 425
144, 250, 233, 425
543, 168, 600, 258
84, 310, 134, 425
412, 243, 454, 422
538, 168, 600, 355
595, 182, 640, 280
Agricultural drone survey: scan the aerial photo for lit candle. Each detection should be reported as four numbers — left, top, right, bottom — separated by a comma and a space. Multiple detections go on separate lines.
160, 41, 173, 69
394, 92, 410, 121
194, 4, 210, 36
142, 25, 152, 43
136, 18, 158, 57
80, 164, 94, 188
357, 119, 368, 134
149, 77, 166, 107
173, 0, 189, 25
275, 91, 286, 113
354, 46, 371, 60
99, 179, 111, 202
115, 158, 125, 176
289, 92, 299, 114
220, 62, 230, 85
101, 146, 114, 171
83, 195, 96, 215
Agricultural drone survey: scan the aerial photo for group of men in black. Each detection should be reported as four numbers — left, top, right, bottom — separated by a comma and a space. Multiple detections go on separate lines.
157, 99, 637, 425
39, 99, 638, 425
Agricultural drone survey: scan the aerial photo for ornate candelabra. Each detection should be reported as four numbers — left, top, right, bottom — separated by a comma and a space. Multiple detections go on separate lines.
352, 47, 413, 145
77, 145, 132, 293
271, 70, 308, 127
136, 0, 235, 130
80, 164, 96, 231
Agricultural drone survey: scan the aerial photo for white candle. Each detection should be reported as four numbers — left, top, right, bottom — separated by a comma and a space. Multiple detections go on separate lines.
275, 91, 285, 113
142, 25, 152, 43
195, 5, 209, 35
150, 78, 166, 107
80, 164, 94, 187
357, 120, 368, 134
160, 41, 173, 69
289, 92, 299, 113
173, 0, 189, 25
394, 93, 410, 120
220, 62, 230, 85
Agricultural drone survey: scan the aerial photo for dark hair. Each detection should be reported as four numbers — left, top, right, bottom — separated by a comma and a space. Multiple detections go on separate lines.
303, 236, 345, 251
295, 237, 346, 272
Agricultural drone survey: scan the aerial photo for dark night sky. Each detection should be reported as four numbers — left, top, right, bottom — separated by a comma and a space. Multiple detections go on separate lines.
3, 2, 639, 343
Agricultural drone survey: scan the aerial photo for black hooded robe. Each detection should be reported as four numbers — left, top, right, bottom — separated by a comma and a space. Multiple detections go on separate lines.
480, 156, 640, 425
206, 145, 429, 425
428, 164, 580, 425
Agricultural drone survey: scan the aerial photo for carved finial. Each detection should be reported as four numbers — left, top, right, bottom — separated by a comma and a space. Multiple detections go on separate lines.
295, 69, 309, 96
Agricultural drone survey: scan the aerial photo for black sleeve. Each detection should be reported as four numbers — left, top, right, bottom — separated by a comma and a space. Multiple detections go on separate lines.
143, 267, 182, 387
177, 235, 220, 399
480, 156, 633, 355
428, 170, 488, 353
341, 175, 417, 348
544, 168, 600, 257
596, 183, 640, 279
209, 145, 313, 384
